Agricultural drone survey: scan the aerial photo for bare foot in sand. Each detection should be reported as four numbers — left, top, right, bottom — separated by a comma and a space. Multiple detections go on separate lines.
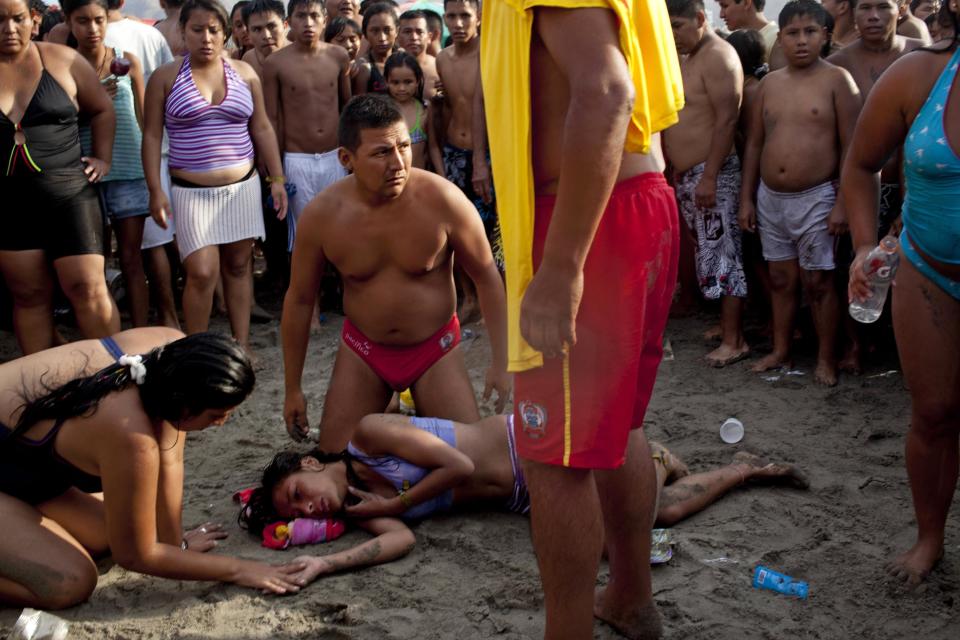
814, 360, 838, 387
886, 541, 944, 589
594, 587, 662, 640
705, 343, 751, 368
837, 345, 863, 376
650, 441, 690, 483
750, 352, 791, 373
733, 452, 810, 489
703, 325, 722, 341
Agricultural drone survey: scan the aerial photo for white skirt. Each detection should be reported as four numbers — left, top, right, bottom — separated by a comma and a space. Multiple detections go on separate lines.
170, 171, 265, 260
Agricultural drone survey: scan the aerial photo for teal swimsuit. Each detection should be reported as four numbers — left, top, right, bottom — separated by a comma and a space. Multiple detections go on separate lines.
901, 47, 960, 300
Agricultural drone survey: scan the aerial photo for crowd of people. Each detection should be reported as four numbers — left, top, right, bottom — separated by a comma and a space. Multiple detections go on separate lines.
0, 0, 957, 637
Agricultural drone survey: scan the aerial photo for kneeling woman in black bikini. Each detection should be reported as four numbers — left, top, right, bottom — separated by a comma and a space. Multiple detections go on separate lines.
0, 328, 305, 610
241, 413, 808, 586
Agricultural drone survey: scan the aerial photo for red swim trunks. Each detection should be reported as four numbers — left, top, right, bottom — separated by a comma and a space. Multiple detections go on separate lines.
513, 172, 680, 469
342, 315, 461, 391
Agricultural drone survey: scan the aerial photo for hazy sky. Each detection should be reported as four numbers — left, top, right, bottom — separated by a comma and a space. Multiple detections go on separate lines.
122, 0, 242, 20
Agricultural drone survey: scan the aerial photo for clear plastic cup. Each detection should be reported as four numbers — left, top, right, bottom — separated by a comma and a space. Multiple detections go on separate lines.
720, 418, 744, 444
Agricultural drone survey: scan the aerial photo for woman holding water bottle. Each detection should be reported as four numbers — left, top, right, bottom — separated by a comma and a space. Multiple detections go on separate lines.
842, 3, 960, 587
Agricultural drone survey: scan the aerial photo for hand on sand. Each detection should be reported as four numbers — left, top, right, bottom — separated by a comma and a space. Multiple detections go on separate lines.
270, 181, 288, 220
231, 559, 307, 595
149, 191, 172, 229
848, 246, 874, 305
289, 555, 331, 586
284, 389, 310, 442
344, 486, 404, 518
483, 365, 512, 413
738, 202, 757, 233
182, 522, 228, 552
886, 542, 944, 590
694, 175, 717, 209
520, 262, 583, 358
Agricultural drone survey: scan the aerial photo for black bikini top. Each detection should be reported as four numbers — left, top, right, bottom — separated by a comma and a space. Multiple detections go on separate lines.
0, 45, 83, 176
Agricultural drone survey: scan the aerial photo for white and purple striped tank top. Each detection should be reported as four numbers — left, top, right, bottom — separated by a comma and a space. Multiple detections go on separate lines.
164, 55, 255, 172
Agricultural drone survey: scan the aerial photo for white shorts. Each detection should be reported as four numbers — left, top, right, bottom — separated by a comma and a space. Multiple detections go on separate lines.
284, 150, 347, 251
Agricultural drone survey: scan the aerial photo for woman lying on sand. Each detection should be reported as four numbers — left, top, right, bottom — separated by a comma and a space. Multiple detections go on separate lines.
241, 413, 808, 584
0, 329, 305, 609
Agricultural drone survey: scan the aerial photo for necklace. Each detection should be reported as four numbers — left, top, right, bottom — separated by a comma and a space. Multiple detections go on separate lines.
94, 48, 109, 79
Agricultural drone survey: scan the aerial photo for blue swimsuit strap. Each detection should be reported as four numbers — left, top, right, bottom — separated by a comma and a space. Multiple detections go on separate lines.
99, 336, 124, 361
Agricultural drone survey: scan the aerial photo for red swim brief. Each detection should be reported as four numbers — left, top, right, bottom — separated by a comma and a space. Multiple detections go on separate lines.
342, 315, 461, 391
513, 172, 680, 469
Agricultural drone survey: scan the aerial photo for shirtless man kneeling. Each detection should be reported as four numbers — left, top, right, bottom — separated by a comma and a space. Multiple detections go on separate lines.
281, 95, 510, 451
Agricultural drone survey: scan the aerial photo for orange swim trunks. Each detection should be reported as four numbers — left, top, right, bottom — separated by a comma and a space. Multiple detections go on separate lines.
513, 173, 680, 469
342, 315, 461, 391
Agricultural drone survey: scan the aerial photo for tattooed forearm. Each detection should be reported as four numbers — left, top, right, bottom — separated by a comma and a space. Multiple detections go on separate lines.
320, 540, 384, 574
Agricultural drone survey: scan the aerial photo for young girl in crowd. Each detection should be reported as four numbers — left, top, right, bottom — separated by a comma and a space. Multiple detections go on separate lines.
324, 15, 362, 86
385, 51, 429, 169
353, 1, 398, 95
240, 413, 807, 585
65, 0, 153, 328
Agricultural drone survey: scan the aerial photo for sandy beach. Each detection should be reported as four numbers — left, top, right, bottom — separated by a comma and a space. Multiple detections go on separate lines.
0, 307, 957, 640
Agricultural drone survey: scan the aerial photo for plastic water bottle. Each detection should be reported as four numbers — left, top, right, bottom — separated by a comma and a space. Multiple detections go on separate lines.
849, 236, 899, 324
752, 565, 809, 599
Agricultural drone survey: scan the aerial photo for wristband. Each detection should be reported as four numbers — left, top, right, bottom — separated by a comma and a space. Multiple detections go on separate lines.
181, 538, 188, 551
265, 175, 286, 184
397, 488, 413, 509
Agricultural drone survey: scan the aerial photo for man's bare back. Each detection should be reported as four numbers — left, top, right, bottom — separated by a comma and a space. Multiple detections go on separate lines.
436, 44, 479, 150
757, 61, 860, 191
662, 33, 740, 173
155, 18, 186, 57
299, 170, 463, 344
264, 43, 350, 153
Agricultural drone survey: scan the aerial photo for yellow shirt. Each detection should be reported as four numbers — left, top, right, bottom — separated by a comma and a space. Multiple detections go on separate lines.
480, 0, 684, 372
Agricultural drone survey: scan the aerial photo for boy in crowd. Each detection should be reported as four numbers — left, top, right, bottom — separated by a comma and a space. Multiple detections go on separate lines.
717, 0, 779, 56
243, 0, 288, 79
155, 0, 186, 55
822, 0, 860, 50
666, 0, 749, 367
897, 0, 933, 40
263, 0, 352, 251
432, 0, 502, 321
827, 0, 922, 372
739, 0, 861, 386
326, 0, 359, 20
397, 10, 440, 99
282, 96, 509, 451
243, 0, 290, 288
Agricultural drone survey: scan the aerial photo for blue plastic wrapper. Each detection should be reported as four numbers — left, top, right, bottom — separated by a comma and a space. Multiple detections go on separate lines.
753, 565, 809, 599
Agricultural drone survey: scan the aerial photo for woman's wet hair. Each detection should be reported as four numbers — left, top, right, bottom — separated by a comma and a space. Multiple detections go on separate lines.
61, 0, 108, 15
324, 15, 361, 42
9, 332, 254, 440
726, 29, 769, 79
239, 448, 366, 535
384, 50, 424, 102
179, 0, 231, 36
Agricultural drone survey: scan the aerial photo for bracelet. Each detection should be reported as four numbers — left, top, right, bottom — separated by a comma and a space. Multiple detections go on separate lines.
265, 175, 286, 184
397, 488, 413, 509
181, 538, 188, 551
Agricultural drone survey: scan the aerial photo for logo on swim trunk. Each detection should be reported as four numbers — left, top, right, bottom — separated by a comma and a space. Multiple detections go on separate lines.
439, 332, 454, 351
518, 401, 547, 440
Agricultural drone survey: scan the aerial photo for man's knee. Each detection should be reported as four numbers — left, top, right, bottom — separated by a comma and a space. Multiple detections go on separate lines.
768, 266, 797, 293
912, 403, 960, 437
